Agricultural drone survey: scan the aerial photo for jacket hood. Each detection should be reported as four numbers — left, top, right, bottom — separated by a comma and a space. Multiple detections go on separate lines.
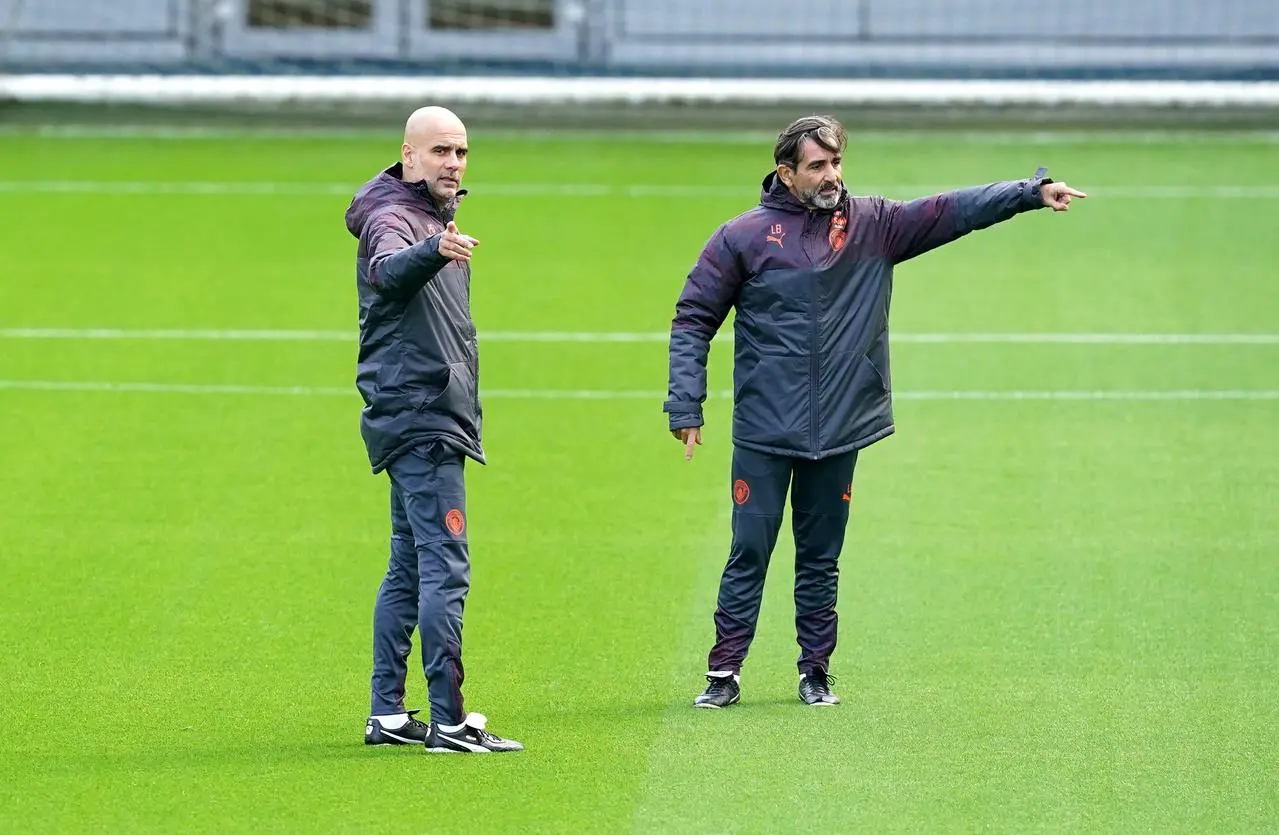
759, 171, 847, 214
345, 162, 466, 237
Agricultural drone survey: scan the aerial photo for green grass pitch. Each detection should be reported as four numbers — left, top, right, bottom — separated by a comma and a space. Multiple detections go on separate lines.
0, 127, 1276, 833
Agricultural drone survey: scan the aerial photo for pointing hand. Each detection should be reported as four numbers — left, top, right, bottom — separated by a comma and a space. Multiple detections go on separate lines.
439, 220, 480, 261
1041, 182, 1088, 212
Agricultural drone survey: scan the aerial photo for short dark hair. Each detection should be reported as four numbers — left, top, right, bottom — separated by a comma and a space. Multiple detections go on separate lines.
773, 115, 847, 170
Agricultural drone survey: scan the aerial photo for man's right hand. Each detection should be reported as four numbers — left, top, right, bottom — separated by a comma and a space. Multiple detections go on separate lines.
672, 427, 702, 461
439, 221, 479, 262
1041, 181, 1088, 212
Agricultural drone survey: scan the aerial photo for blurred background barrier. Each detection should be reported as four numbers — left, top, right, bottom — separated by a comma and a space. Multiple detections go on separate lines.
2, 0, 1278, 128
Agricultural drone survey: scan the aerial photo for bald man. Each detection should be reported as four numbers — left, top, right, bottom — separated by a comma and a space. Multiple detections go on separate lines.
346, 107, 522, 753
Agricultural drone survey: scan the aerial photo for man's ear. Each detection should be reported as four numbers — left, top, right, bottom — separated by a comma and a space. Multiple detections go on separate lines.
777, 164, 793, 188
401, 142, 414, 167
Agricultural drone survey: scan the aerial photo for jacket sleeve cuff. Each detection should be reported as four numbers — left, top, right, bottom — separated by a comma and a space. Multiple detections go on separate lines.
1021, 167, 1054, 210
663, 401, 704, 429
410, 233, 451, 271
668, 413, 704, 431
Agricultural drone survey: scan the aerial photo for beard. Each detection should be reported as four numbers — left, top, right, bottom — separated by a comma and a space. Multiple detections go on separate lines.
799, 181, 842, 210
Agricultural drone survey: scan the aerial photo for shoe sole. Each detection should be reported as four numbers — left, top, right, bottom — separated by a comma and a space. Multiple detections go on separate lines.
800, 699, 841, 706
365, 730, 426, 745
693, 696, 741, 709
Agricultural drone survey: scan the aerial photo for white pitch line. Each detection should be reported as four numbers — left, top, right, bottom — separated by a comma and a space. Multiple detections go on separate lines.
896, 390, 1279, 401
0, 380, 353, 396
478, 331, 670, 343
1, 180, 1279, 199
1, 380, 1277, 401
891, 332, 1279, 345
3, 328, 1279, 345
4, 180, 356, 196
0, 327, 356, 342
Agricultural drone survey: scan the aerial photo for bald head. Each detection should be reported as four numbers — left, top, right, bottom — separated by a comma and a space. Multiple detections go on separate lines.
404, 106, 465, 145
401, 106, 469, 204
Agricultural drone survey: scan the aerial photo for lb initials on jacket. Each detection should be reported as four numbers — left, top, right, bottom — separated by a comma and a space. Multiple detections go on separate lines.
829, 210, 848, 252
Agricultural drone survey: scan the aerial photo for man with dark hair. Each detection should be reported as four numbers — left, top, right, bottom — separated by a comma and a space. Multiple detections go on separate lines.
665, 115, 1086, 709
347, 106, 522, 752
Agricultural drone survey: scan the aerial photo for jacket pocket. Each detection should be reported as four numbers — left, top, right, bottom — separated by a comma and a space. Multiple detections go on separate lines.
411, 366, 452, 413
818, 349, 891, 449
864, 334, 891, 393
733, 353, 810, 451
421, 361, 479, 428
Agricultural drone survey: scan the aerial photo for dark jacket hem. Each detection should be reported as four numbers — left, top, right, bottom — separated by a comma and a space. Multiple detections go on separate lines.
731, 424, 895, 460
370, 433, 486, 474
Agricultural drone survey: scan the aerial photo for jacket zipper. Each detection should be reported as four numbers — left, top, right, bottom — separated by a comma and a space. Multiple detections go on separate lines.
807, 210, 820, 453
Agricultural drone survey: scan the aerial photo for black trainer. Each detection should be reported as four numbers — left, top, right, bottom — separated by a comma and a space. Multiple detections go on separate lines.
364, 710, 430, 745
693, 674, 741, 709
425, 713, 524, 753
799, 669, 840, 706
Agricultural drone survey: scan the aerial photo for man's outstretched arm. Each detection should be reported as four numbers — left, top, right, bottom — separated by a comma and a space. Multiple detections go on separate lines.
365, 213, 478, 300
664, 226, 746, 460
882, 168, 1086, 264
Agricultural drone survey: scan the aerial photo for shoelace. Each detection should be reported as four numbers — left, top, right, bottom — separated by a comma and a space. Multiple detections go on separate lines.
474, 727, 505, 745
806, 671, 837, 693
704, 676, 733, 695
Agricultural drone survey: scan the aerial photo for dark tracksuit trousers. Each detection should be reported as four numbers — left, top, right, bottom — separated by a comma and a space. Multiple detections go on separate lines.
369, 442, 470, 726
709, 445, 858, 676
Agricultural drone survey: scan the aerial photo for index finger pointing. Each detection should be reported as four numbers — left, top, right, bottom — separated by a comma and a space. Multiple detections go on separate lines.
1066, 187, 1088, 198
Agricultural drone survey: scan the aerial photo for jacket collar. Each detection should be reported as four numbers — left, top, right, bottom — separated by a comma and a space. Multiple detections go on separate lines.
759, 170, 846, 215
383, 162, 467, 221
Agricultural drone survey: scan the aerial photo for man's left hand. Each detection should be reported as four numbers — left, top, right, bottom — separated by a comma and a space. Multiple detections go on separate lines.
672, 427, 702, 461
439, 221, 480, 261
1041, 181, 1088, 212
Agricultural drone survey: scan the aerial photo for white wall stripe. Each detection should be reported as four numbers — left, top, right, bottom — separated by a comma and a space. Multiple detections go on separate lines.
1, 180, 1278, 199
6, 75, 1278, 108
2, 328, 1278, 346
1, 380, 1276, 401
5, 125, 1279, 144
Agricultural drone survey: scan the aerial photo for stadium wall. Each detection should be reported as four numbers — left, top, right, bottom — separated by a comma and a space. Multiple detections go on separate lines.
2, 0, 1278, 130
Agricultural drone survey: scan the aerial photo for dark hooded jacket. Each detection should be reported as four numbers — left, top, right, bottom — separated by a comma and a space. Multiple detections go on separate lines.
345, 163, 483, 473
664, 169, 1051, 459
